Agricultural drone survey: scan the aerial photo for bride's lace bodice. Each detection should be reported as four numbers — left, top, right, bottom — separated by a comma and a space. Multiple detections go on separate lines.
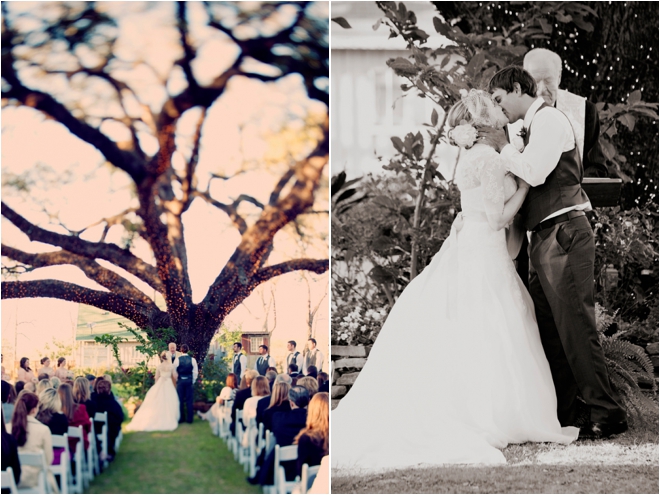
454, 144, 518, 215
156, 362, 175, 380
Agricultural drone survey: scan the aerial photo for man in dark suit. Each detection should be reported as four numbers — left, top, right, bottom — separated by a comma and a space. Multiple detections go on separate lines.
231, 369, 258, 434
508, 48, 610, 288
483, 66, 627, 439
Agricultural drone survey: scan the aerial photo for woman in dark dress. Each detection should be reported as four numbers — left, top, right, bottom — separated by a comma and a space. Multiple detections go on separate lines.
93, 379, 124, 461
294, 392, 329, 477
259, 382, 291, 433
1, 409, 21, 492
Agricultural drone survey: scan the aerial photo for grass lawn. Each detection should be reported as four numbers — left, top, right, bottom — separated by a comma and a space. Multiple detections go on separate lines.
87, 419, 261, 494
332, 426, 659, 494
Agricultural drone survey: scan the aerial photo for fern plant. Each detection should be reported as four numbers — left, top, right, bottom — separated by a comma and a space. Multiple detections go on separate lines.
596, 304, 659, 428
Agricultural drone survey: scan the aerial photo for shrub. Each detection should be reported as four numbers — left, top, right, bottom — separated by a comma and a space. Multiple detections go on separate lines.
596, 304, 659, 428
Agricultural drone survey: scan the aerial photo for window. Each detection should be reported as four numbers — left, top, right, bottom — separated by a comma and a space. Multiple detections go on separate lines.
250, 337, 263, 353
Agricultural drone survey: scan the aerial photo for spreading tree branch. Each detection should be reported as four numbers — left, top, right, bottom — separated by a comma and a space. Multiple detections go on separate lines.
252, 258, 329, 285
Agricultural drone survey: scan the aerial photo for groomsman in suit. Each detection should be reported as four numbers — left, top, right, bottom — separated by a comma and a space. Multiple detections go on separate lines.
285, 341, 303, 375
508, 48, 609, 287
232, 343, 247, 382
303, 338, 324, 375
481, 66, 627, 439
173, 344, 198, 423
167, 342, 182, 363
254, 345, 276, 376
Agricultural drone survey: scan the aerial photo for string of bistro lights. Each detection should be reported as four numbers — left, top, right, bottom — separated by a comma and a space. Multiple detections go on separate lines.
474, 1, 659, 204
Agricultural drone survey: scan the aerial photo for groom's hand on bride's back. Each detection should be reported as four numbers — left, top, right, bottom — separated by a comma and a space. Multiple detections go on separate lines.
477, 127, 508, 152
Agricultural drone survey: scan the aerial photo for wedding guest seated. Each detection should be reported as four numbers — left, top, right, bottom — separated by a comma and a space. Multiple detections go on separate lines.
257, 382, 291, 433
23, 382, 36, 393
252, 386, 309, 486
2, 409, 21, 492
305, 366, 318, 379
53, 358, 72, 381
317, 373, 329, 393
287, 363, 300, 378
231, 370, 258, 434
36, 379, 52, 396
294, 392, 329, 478
243, 377, 270, 426
58, 383, 91, 455
37, 358, 55, 379
198, 373, 238, 434
50, 377, 61, 391
296, 376, 319, 399
266, 367, 278, 374
36, 388, 68, 467
265, 370, 277, 391
93, 379, 124, 462
73, 376, 96, 420
2, 381, 16, 422
275, 374, 292, 386
14, 381, 26, 395
17, 358, 36, 384
37, 374, 50, 382
8, 391, 58, 492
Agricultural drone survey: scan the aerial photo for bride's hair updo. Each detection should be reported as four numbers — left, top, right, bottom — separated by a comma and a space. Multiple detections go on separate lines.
160, 351, 168, 362
446, 89, 505, 148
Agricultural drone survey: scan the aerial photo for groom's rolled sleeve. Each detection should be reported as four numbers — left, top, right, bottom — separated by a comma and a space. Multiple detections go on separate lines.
501, 111, 573, 187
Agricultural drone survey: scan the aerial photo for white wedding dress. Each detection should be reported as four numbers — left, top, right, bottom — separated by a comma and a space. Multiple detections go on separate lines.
126, 362, 180, 432
332, 144, 578, 472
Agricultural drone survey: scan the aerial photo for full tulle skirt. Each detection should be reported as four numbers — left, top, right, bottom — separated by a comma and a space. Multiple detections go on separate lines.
126, 376, 180, 432
332, 217, 578, 471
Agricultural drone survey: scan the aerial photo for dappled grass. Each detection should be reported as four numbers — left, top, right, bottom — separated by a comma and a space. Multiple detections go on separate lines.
87, 419, 260, 494
333, 424, 659, 494
332, 464, 659, 493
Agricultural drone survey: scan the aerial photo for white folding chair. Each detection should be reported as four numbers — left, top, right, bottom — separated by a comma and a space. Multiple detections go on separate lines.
1, 467, 18, 493
300, 463, 321, 494
85, 429, 99, 479
218, 403, 232, 441
17, 451, 49, 494
247, 419, 261, 478
94, 412, 108, 469
50, 434, 71, 494
67, 426, 84, 494
115, 429, 123, 452
274, 445, 299, 494
237, 413, 250, 470
228, 409, 242, 459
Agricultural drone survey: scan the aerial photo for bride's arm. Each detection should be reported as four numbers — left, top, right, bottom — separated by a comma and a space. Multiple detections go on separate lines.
481, 157, 530, 231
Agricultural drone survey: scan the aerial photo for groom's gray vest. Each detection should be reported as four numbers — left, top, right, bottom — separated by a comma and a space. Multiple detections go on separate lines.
519, 102, 590, 231
177, 355, 193, 381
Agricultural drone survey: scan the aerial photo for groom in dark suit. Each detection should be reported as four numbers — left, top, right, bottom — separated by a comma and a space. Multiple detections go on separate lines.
174, 344, 198, 424
480, 66, 627, 439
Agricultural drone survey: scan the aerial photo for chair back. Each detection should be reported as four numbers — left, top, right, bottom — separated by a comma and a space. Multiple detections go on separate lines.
1, 467, 18, 493
51, 434, 71, 494
276, 444, 298, 463
67, 426, 84, 494
300, 464, 321, 494
17, 452, 49, 494
274, 445, 299, 494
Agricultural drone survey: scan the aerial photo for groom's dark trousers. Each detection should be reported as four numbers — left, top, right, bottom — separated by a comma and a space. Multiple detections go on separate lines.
177, 377, 194, 423
528, 214, 625, 426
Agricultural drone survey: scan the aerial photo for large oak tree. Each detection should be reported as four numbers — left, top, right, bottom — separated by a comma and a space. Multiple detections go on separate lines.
1, 2, 329, 360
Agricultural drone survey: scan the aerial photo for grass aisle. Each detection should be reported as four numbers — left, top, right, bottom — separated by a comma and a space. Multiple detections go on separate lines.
87, 420, 261, 494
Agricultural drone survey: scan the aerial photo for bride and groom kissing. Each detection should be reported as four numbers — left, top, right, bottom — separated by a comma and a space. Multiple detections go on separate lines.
126, 342, 198, 432
333, 60, 627, 470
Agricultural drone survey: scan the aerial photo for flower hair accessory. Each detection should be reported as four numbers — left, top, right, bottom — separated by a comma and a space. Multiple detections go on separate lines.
448, 121, 478, 149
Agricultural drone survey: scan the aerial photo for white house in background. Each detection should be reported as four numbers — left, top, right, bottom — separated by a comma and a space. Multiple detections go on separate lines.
331, 1, 459, 179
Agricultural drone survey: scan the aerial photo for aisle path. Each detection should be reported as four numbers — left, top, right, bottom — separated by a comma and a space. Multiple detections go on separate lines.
87, 419, 261, 494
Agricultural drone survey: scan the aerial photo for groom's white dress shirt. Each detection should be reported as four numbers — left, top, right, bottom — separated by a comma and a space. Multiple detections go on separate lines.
501, 97, 591, 223
172, 355, 198, 382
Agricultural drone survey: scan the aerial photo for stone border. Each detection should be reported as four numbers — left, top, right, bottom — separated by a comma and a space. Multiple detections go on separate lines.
331, 345, 371, 409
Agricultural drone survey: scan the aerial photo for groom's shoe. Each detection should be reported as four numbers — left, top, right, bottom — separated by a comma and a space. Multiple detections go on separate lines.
579, 420, 628, 440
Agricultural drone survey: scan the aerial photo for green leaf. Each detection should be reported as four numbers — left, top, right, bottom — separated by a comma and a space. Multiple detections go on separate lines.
627, 90, 642, 105
391, 136, 405, 153
331, 17, 352, 29
617, 114, 636, 132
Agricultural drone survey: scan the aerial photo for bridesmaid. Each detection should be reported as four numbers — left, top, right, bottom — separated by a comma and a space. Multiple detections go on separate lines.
53, 358, 73, 381
37, 357, 55, 379
16, 358, 36, 384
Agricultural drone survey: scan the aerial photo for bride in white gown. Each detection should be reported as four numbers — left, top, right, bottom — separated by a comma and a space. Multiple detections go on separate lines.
126, 351, 180, 432
332, 90, 578, 472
